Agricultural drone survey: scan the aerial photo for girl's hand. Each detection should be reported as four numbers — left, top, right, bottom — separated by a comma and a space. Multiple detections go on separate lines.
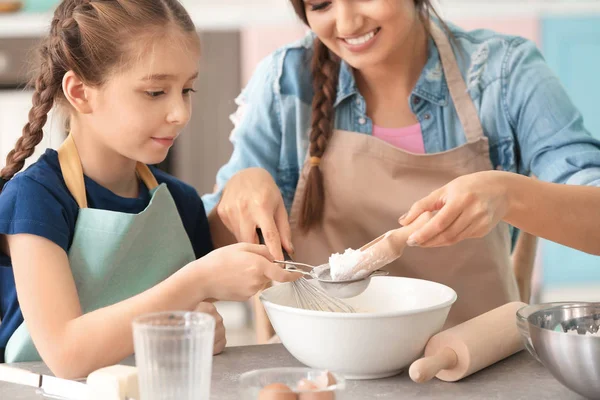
194, 302, 226, 355
400, 171, 511, 247
216, 167, 293, 260
194, 243, 301, 302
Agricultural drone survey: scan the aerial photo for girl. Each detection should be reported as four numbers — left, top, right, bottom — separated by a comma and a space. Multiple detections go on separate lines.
204, 0, 600, 342
0, 0, 298, 376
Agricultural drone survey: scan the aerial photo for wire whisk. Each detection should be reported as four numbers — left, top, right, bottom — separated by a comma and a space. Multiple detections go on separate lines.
290, 277, 356, 313
255, 228, 356, 314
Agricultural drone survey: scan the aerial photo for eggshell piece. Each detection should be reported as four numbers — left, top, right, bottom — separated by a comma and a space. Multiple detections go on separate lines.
296, 378, 319, 391
314, 371, 336, 389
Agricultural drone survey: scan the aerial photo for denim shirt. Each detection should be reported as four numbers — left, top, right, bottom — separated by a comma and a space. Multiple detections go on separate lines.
203, 22, 600, 213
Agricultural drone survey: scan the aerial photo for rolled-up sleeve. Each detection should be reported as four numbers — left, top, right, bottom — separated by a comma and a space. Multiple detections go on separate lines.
502, 39, 600, 187
202, 53, 284, 213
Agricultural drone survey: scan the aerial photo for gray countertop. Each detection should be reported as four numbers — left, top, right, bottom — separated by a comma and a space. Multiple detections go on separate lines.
0, 344, 585, 399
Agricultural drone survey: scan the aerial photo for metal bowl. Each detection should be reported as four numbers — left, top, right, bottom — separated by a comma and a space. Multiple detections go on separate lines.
517, 302, 594, 363
527, 303, 600, 399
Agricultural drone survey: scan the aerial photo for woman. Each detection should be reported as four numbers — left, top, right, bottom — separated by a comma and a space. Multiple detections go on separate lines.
204, 0, 600, 341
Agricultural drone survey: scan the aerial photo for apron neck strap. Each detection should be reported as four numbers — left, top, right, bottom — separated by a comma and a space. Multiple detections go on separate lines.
429, 23, 485, 143
57, 135, 159, 209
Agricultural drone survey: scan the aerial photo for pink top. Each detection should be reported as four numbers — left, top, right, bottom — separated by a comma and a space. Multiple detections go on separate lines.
372, 123, 425, 154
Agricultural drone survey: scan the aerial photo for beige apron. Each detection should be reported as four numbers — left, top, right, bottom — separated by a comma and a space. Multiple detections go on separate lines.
288, 24, 523, 328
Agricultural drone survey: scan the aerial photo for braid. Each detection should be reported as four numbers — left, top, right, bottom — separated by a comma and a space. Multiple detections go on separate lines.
299, 38, 339, 230
0, 0, 85, 185
0, 48, 61, 183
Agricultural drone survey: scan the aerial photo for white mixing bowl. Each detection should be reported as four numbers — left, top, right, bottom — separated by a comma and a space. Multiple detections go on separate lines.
260, 276, 457, 380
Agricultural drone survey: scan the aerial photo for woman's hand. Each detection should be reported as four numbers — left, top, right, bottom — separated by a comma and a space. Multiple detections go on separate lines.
217, 167, 293, 260
400, 171, 511, 247
194, 302, 226, 355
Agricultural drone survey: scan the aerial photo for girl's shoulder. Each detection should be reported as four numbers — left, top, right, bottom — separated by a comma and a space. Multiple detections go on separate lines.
0, 149, 77, 252
5, 149, 70, 194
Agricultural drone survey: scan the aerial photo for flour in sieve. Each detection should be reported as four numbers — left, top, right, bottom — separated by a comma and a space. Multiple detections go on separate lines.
328, 248, 364, 281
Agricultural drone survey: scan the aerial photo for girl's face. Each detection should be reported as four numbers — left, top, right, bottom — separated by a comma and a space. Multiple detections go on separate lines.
83, 33, 201, 166
304, 0, 420, 70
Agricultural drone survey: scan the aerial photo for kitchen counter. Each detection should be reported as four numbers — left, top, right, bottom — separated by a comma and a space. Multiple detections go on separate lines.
0, 344, 585, 399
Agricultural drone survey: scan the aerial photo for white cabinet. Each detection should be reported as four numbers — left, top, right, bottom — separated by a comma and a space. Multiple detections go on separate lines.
0, 90, 65, 171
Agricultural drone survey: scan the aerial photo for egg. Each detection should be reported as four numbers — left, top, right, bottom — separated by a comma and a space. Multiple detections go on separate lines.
297, 389, 335, 400
258, 383, 298, 400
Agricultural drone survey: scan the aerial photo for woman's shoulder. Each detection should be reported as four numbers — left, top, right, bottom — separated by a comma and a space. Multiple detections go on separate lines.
268, 30, 316, 68
245, 31, 316, 104
447, 20, 531, 56
445, 21, 541, 86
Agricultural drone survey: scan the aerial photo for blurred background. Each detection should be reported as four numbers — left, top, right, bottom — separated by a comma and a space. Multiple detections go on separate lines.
1, 0, 599, 346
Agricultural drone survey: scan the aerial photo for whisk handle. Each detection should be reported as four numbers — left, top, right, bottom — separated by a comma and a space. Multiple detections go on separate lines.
282, 248, 293, 262
272, 261, 312, 276
256, 228, 293, 261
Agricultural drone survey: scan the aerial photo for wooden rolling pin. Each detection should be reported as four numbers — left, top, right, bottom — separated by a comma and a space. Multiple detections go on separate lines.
409, 301, 526, 383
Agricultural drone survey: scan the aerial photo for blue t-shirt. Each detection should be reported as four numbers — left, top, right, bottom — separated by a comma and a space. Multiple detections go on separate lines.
0, 149, 213, 362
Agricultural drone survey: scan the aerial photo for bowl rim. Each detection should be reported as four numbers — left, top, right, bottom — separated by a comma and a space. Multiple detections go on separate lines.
516, 301, 596, 322
527, 302, 600, 337
260, 276, 458, 319
528, 319, 600, 340
238, 367, 346, 392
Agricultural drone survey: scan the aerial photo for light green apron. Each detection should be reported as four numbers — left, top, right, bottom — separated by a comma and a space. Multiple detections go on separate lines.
5, 135, 196, 362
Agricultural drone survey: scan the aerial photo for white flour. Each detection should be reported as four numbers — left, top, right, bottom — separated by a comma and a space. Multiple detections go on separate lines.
328, 248, 364, 281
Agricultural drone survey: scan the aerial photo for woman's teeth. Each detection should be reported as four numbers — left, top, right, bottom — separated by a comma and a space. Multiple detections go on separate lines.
344, 30, 377, 45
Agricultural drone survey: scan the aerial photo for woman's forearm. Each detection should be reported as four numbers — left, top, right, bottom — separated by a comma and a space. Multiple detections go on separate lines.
504, 173, 600, 255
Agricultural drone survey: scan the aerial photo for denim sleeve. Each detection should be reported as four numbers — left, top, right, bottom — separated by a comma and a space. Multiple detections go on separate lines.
502, 39, 600, 187
201, 54, 283, 213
